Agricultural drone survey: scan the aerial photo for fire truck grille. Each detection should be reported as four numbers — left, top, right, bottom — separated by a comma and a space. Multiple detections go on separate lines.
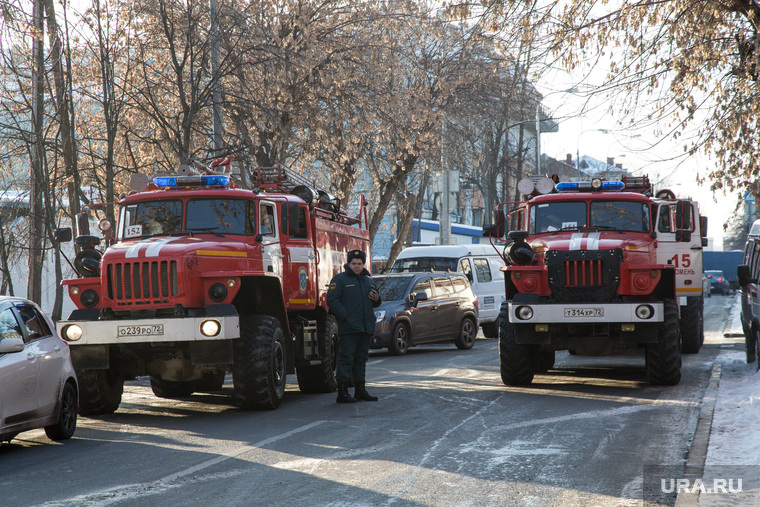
546, 249, 621, 303
107, 260, 179, 303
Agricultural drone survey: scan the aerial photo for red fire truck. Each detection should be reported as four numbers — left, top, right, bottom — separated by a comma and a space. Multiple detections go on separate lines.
485, 176, 706, 386
55, 160, 369, 413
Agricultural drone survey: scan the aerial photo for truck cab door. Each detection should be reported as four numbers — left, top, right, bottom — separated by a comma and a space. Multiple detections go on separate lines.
281, 203, 316, 309
655, 201, 703, 301
258, 201, 282, 278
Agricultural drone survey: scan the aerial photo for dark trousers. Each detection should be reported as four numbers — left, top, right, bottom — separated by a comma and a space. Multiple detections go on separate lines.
336, 333, 371, 383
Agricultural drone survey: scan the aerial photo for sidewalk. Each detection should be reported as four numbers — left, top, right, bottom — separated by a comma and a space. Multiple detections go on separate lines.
675, 294, 759, 506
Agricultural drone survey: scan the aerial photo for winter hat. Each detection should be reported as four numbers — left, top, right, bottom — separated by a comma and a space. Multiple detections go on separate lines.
347, 249, 367, 264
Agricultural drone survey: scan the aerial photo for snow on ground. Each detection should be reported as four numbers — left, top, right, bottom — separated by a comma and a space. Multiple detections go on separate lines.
705, 298, 760, 466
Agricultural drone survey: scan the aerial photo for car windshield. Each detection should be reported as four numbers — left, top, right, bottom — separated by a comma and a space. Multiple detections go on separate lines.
374, 276, 415, 300
389, 257, 457, 273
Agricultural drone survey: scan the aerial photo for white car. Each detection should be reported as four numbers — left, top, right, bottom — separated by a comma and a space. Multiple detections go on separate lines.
0, 296, 78, 443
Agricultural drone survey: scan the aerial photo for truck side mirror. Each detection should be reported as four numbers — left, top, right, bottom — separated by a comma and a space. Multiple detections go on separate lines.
54, 227, 72, 243
483, 210, 506, 239
76, 211, 91, 236
482, 224, 499, 238
738, 264, 751, 287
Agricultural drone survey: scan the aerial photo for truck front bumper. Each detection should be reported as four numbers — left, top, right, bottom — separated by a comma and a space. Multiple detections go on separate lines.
56, 314, 240, 345
507, 302, 664, 324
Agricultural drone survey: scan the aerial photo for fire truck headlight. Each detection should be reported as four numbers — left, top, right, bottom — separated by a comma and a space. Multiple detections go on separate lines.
516, 306, 534, 320
200, 319, 221, 337
98, 218, 112, 232
62, 324, 83, 342
80, 289, 99, 308
209, 283, 228, 302
635, 304, 654, 320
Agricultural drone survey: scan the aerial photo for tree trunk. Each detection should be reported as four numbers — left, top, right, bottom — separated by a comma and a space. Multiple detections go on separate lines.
28, 0, 45, 304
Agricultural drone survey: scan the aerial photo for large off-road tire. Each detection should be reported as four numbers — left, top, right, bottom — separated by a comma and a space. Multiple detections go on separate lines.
481, 319, 499, 339
680, 296, 704, 354
44, 381, 78, 441
76, 369, 124, 415
296, 315, 339, 393
530, 348, 555, 373
455, 317, 477, 350
498, 303, 534, 386
232, 315, 287, 410
150, 376, 196, 398
647, 299, 682, 385
746, 327, 758, 364
389, 322, 410, 356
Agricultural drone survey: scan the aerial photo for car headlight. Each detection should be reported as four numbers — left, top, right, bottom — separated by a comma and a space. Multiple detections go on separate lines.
374, 310, 386, 322
515, 306, 534, 320
635, 304, 654, 320
62, 324, 83, 341
200, 319, 221, 337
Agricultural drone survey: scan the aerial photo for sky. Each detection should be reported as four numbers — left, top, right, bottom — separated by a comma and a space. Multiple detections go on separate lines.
535, 73, 743, 250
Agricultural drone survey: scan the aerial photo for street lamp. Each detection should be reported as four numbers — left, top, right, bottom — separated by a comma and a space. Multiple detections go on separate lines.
535, 87, 579, 176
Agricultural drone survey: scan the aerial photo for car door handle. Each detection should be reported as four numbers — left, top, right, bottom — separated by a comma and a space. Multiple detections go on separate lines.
26, 352, 35, 361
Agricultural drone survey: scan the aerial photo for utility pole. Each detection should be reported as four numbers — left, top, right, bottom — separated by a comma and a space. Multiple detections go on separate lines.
439, 118, 450, 245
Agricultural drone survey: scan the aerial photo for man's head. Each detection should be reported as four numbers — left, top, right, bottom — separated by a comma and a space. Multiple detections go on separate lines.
347, 249, 366, 275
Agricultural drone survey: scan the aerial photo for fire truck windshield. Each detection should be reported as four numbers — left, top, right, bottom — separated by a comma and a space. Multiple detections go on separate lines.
120, 198, 254, 239
121, 200, 183, 238
186, 199, 251, 235
531, 200, 650, 234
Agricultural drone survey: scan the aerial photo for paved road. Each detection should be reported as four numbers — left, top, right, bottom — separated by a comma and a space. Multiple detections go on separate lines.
0, 295, 736, 506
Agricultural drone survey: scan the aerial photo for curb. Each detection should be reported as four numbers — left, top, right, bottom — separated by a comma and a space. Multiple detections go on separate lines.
674, 361, 722, 506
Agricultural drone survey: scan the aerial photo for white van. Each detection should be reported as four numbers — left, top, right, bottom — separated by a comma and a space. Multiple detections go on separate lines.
389, 244, 506, 337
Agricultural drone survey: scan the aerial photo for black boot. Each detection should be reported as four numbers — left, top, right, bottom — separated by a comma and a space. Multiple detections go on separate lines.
354, 381, 378, 402
336, 382, 356, 403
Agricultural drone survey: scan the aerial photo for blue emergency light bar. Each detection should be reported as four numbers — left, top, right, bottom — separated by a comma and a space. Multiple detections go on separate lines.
555, 180, 626, 192
154, 174, 231, 188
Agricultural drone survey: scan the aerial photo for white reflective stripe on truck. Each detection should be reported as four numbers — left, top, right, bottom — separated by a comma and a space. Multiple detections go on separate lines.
507, 302, 665, 323
56, 315, 240, 345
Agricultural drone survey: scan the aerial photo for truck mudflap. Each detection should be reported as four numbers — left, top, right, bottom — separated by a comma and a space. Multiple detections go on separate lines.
56, 314, 240, 345
507, 301, 665, 324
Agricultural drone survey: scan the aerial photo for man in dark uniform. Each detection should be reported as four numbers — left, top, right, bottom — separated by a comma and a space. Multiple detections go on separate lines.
327, 249, 382, 403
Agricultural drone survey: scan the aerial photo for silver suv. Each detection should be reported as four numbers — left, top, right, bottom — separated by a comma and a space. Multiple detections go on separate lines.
0, 296, 78, 443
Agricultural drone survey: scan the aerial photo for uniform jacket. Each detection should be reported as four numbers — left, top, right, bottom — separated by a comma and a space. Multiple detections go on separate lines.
326, 264, 382, 335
